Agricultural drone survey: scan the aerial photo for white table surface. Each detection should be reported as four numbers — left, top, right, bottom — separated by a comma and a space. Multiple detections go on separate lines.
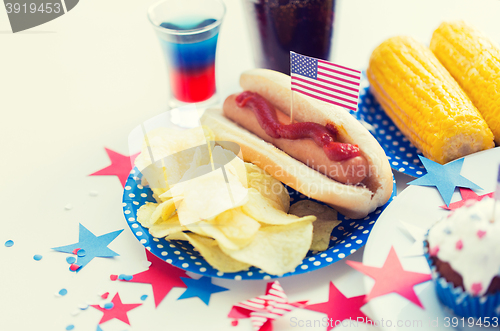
1, 0, 500, 330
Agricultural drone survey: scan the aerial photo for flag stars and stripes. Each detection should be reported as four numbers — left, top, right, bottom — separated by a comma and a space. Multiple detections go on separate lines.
230, 281, 305, 331
290, 51, 361, 111
291, 52, 318, 79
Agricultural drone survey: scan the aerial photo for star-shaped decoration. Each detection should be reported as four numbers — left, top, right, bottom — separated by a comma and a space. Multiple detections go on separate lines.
52, 223, 123, 271
304, 282, 371, 331
228, 281, 307, 331
119, 249, 190, 308
89, 148, 140, 187
440, 188, 493, 210
90, 293, 141, 325
178, 276, 228, 305
399, 221, 427, 257
408, 156, 481, 206
346, 246, 431, 308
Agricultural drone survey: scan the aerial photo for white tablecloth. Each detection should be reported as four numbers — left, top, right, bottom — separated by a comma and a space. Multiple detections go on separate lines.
1, 0, 500, 330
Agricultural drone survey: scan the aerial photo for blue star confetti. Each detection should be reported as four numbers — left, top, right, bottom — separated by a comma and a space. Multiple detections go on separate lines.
52, 223, 123, 271
408, 156, 482, 206
118, 274, 133, 281
177, 276, 228, 305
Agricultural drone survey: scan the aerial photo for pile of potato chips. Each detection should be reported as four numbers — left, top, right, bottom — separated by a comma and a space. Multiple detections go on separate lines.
133, 127, 340, 275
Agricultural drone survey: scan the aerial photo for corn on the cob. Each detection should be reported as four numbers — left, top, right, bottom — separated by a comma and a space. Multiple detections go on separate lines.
367, 36, 494, 164
430, 21, 500, 144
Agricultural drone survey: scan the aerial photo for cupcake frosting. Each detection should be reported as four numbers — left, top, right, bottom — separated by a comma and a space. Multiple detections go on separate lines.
427, 197, 500, 296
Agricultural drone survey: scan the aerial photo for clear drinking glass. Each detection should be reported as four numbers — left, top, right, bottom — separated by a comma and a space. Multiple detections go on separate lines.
241, 0, 336, 75
148, 0, 226, 109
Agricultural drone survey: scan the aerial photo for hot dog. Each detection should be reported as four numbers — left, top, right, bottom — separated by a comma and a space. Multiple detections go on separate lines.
201, 69, 393, 219
224, 92, 369, 185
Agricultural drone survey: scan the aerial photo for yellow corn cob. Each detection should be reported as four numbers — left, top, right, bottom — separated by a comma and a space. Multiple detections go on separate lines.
367, 36, 494, 164
430, 21, 500, 144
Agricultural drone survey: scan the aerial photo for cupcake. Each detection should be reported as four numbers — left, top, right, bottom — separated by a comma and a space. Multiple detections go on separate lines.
424, 197, 500, 318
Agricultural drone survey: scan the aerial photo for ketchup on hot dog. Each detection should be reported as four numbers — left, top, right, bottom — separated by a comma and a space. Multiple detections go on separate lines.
235, 91, 361, 162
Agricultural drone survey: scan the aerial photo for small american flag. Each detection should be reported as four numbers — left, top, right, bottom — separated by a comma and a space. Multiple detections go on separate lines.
290, 51, 361, 111
228, 281, 307, 331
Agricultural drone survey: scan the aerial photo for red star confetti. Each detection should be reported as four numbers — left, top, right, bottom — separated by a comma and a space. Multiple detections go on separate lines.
90, 293, 141, 325
440, 188, 493, 210
228, 281, 307, 331
346, 247, 431, 309
89, 148, 139, 187
117, 249, 191, 308
304, 282, 371, 331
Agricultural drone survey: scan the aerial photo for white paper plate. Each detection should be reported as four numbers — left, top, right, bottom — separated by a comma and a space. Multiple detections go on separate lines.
361, 147, 500, 331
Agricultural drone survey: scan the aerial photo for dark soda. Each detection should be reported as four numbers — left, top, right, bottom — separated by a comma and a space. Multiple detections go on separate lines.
159, 19, 218, 103
243, 0, 336, 74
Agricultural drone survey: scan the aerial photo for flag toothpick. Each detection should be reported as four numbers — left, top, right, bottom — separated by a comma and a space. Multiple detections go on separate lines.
289, 51, 362, 112
492, 165, 500, 223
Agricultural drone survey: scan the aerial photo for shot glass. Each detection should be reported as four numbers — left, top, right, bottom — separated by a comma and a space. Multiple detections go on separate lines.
148, 0, 226, 109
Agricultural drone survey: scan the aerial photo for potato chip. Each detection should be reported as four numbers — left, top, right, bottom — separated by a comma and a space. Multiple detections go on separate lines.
136, 202, 159, 228
134, 126, 214, 189
158, 189, 173, 200
219, 220, 313, 275
174, 146, 211, 184
174, 200, 210, 229
162, 145, 212, 189
209, 208, 260, 248
186, 208, 260, 250
242, 188, 316, 225
139, 162, 169, 191
148, 215, 187, 238
245, 163, 289, 212
149, 198, 177, 225
172, 166, 249, 225
164, 232, 189, 241
174, 145, 247, 188
134, 128, 181, 188
289, 200, 340, 252
184, 219, 210, 237
212, 146, 248, 188
183, 233, 251, 272
151, 187, 169, 203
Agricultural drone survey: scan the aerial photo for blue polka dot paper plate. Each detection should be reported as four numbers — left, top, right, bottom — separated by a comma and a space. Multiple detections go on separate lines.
122, 168, 396, 280
352, 77, 426, 178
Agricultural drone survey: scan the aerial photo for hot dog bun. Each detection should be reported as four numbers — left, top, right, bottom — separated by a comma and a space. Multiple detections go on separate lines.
201, 69, 393, 219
